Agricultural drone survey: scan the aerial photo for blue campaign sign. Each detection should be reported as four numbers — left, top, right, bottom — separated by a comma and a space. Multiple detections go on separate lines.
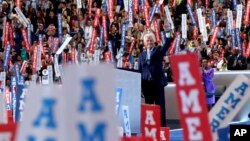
11, 76, 17, 121
218, 126, 229, 141
116, 87, 123, 115
15, 84, 27, 122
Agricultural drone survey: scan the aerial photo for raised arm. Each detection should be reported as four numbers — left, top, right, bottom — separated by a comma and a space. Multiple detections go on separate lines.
160, 37, 173, 56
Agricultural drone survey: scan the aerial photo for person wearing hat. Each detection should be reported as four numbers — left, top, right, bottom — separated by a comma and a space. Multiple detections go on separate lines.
138, 31, 173, 127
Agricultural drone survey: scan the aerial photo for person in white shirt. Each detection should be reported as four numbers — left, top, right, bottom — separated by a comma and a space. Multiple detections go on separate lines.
84, 19, 93, 45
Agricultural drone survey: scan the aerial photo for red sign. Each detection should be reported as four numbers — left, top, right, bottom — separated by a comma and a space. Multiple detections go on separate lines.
88, 0, 92, 16
209, 26, 219, 47
0, 123, 17, 141
170, 53, 212, 141
153, 20, 161, 43
244, 0, 250, 25
134, 0, 139, 13
121, 136, 153, 141
160, 127, 170, 141
141, 104, 160, 141
93, 8, 101, 27
89, 29, 97, 54
21, 28, 30, 52
102, 16, 108, 41
108, 0, 114, 20
144, 6, 150, 29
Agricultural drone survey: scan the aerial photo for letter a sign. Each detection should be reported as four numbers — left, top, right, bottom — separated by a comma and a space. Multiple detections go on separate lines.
170, 53, 212, 141
141, 104, 160, 141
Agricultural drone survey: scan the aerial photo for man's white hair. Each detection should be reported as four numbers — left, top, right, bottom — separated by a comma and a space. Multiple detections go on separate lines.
143, 31, 156, 43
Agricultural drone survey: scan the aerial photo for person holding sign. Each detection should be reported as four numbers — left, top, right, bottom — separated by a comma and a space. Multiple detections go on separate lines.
138, 31, 172, 127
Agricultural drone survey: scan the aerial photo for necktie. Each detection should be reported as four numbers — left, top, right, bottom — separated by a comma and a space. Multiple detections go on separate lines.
147, 50, 150, 64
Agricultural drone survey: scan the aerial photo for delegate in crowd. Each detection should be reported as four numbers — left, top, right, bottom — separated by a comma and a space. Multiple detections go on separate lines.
0, 0, 249, 86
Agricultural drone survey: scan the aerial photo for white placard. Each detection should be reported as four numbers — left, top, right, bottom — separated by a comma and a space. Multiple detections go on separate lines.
54, 55, 61, 77
17, 64, 119, 141
209, 75, 250, 141
94, 49, 100, 65
164, 6, 174, 30
197, 8, 203, 34
122, 105, 131, 137
236, 4, 243, 29
62, 64, 119, 141
124, 0, 129, 12
31, 74, 37, 84
14, 7, 29, 27
0, 72, 6, 94
128, 0, 133, 27
181, 14, 187, 39
0, 94, 6, 123
41, 69, 49, 85
76, 0, 82, 9
202, 16, 208, 42
16, 85, 66, 141
36, 45, 42, 71
56, 37, 72, 55
228, 9, 233, 32
47, 65, 53, 85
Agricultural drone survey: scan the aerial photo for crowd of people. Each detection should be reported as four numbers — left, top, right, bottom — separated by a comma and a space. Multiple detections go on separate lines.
0, 0, 249, 87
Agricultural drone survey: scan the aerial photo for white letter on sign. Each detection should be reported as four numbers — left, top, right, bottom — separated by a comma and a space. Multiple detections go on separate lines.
145, 110, 156, 125
145, 128, 157, 140
160, 130, 166, 140
178, 62, 196, 86
186, 117, 202, 140
180, 89, 201, 113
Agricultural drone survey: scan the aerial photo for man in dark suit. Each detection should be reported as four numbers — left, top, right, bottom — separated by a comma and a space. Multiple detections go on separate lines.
138, 31, 172, 127
227, 48, 247, 70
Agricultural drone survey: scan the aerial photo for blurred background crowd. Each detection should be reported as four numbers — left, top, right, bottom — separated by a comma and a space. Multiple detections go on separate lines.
0, 0, 249, 86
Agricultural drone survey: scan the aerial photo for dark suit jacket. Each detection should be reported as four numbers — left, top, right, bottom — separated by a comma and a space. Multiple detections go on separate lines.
138, 38, 173, 87
227, 54, 247, 70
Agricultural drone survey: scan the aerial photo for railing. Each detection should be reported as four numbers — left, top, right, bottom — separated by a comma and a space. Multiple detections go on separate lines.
164, 71, 250, 120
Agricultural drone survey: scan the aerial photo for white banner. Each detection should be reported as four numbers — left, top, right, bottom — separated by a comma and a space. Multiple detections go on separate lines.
236, 4, 243, 29
16, 64, 119, 141
94, 49, 100, 65
0, 72, 6, 94
0, 72, 7, 123
228, 9, 233, 32
31, 74, 37, 85
62, 64, 119, 141
76, 0, 82, 9
164, 6, 174, 30
124, 0, 129, 12
202, 16, 208, 42
56, 37, 72, 55
122, 105, 131, 137
181, 14, 187, 39
197, 9, 202, 31
128, 0, 133, 27
54, 55, 61, 77
209, 75, 250, 141
16, 85, 66, 141
47, 65, 53, 85
14, 7, 29, 27
36, 45, 42, 71
0, 94, 6, 123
